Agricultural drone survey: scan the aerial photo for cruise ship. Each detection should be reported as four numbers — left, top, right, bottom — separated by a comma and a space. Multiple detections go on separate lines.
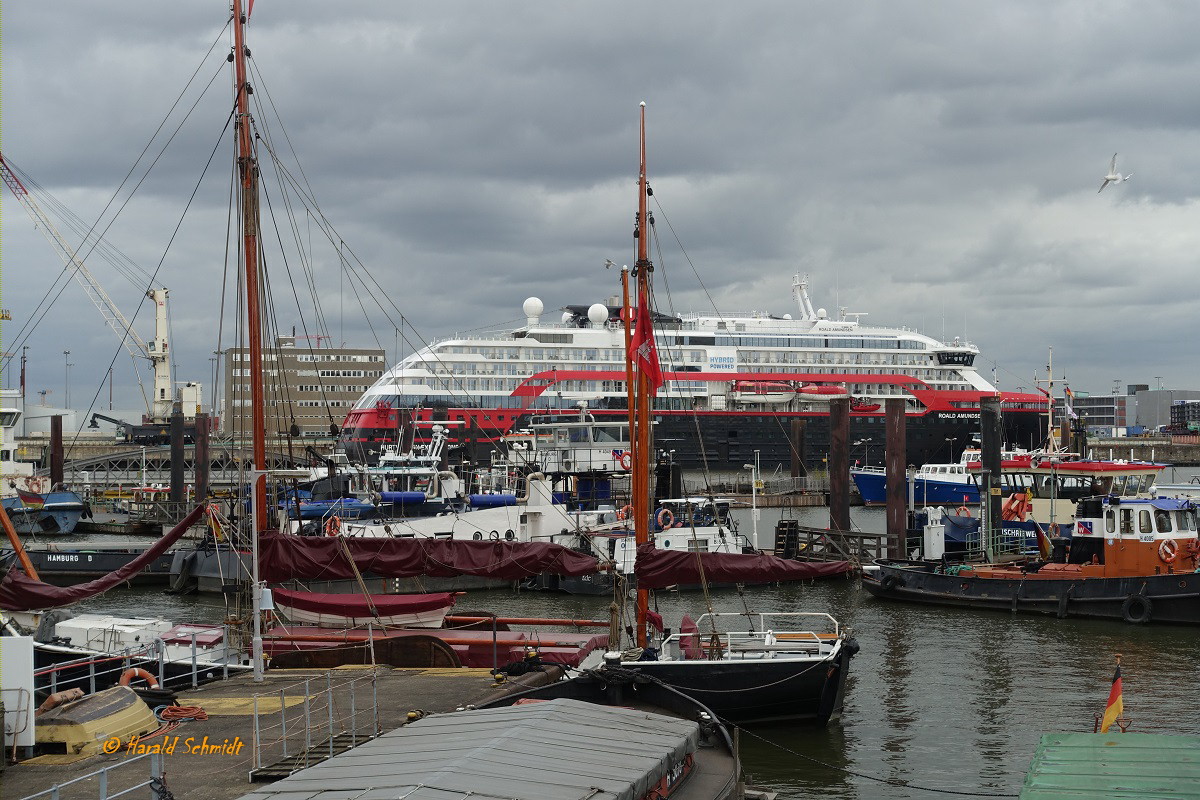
338, 275, 1048, 471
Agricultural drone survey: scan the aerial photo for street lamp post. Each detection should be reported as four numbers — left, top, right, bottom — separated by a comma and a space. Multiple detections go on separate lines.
742, 450, 761, 549
63, 350, 71, 408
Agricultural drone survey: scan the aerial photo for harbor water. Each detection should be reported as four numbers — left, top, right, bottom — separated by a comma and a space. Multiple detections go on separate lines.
65, 503, 1200, 799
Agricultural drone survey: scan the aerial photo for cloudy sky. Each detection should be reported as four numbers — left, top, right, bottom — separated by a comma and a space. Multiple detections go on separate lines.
3, 1, 1197, 418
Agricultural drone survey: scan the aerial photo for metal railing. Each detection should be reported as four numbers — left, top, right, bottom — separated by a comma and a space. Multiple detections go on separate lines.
249, 669, 381, 780
18, 752, 166, 800
37, 629, 243, 698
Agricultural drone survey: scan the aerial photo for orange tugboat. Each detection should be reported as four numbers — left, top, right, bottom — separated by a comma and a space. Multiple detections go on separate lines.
864, 494, 1200, 624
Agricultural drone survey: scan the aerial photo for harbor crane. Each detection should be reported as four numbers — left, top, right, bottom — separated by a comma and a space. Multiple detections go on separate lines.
0, 151, 177, 422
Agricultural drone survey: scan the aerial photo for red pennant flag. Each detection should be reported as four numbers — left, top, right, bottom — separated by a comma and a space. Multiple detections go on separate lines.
630, 286, 662, 393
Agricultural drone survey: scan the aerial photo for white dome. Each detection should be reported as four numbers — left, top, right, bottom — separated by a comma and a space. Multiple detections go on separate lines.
783, 313, 792, 320
587, 303, 609, 325
816, 307, 828, 319
522, 297, 544, 318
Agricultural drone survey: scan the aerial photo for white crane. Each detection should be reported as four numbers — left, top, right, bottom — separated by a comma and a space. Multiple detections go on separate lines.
0, 152, 174, 421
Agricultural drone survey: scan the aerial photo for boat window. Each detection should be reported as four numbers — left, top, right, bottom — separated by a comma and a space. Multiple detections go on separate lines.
1179, 510, 1198, 531
568, 428, 589, 443
1094, 476, 1115, 495
1155, 509, 1173, 533
1119, 509, 1134, 535
1139, 510, 1153, 534
1105, 510, 1116, 534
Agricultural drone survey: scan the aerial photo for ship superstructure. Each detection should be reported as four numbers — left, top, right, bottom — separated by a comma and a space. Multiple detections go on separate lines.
340, 276, 1046, 470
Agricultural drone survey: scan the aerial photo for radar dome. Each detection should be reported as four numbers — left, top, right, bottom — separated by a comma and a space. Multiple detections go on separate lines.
783, 314, 792, 320
587, 303, 609, 325
816, 307, 828, 319
522, 297, 544, 318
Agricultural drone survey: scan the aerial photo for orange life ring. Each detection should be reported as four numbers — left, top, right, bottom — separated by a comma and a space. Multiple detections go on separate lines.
956, 506, 972, 517
656, 508, 675, 528
1158, 539, 1179, 564
324, 515, 342, 536
1184, 539, 1200, 555
618, 452, 632, 471
118, 667, 159, 689
617, 504, 634, 522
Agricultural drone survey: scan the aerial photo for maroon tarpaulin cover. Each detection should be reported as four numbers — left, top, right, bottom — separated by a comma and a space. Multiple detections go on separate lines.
634, 543, 852, 590
271, 588, 456, 617
259, 533, 599, 582
0, 504, 207, 611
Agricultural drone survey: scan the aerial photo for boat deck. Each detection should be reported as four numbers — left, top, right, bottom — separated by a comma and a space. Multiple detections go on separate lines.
2, 665, 560, 800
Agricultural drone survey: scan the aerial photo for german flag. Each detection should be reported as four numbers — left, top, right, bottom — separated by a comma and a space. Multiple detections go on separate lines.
15, 488, 44, 509
1099, 662, 1123, 733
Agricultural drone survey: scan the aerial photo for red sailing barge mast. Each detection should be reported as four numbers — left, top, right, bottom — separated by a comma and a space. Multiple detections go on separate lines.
231, 0, 269, 677
625, 102, 661, 648
232, 0, 267, 531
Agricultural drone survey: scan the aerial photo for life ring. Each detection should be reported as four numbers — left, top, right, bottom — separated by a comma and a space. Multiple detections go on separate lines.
118, 667, 159, 689
618, 452, 632, 471
1184, 539, 1200, 556
617, 504, 634, 522
1121, 594, 1152, 625
1158, 539, 1179, 564
956, 506, 972, 517
324, 515, 342, 537
880, 574, 898, 592
656, 508, 675, 528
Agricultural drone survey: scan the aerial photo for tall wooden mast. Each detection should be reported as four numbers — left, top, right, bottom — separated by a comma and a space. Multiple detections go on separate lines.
232, 0, 267, 531
632, 102, 654, 647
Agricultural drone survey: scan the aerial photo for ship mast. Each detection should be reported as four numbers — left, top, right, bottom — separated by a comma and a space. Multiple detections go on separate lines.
232, 0, 269, 679
630, 102, 654, 648
232, 0, 267, 530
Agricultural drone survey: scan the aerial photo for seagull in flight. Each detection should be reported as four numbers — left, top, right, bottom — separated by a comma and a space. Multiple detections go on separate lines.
1099, 153, 1132, 192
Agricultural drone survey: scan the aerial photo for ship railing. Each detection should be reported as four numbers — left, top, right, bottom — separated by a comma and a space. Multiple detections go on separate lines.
16, 752, 167, 800
248, 668, 381, 780
35, 626, 242, 697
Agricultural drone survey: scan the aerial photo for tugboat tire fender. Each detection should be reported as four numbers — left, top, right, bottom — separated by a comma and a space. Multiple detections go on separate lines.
880, 574, 899, 592
1121, 594, 1152, 625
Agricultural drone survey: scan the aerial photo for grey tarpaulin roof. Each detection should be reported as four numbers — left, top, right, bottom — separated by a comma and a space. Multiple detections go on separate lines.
238, 698, 702, 800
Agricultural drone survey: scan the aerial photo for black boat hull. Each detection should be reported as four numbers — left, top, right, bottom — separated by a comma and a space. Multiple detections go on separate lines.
627, 640, 857, 725
863, 560, 1200, 625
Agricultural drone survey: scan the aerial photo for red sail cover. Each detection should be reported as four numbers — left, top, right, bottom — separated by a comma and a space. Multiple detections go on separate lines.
634, 543, 852, 590
259, 533, 599, 582
0, 504, 207, 611
271, 588, 456, 617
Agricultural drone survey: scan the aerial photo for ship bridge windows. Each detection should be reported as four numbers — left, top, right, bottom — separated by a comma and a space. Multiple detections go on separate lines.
937, 352, 976, 366
1153, 509, 1172, 533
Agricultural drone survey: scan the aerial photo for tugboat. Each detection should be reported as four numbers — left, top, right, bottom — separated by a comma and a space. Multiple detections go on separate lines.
864, 494, 1200, 624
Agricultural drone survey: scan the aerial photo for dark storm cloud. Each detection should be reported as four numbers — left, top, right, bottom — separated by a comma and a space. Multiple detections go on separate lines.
4, 1, 1199, 414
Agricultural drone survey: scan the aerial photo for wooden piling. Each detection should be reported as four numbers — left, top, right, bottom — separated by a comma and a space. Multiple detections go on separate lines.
828, 398, 850, 533
49, 415, 64, 487
884, 398, 907, 559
